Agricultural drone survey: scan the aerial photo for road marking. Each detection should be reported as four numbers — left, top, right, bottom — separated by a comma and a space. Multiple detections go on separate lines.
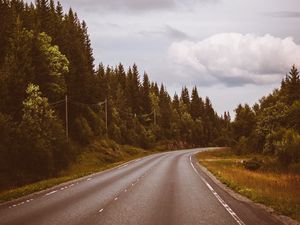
99, 208, 104, 213
45, 190, 57, 196
189, 155, 245, 225
120, 164, 128, 168
69, 184, 74, 187
86, 178, 92, 181
9, 198, 34, 209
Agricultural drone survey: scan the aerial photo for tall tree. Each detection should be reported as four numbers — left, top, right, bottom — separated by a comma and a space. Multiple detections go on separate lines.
281, 65, 300, 104
190, 86, 203, 120
1, 18, 34, 115
180, 86, 190, 112
141, 73, 152, 115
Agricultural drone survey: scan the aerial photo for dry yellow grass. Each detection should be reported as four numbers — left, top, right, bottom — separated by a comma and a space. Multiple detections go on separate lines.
197, 149, 300, 221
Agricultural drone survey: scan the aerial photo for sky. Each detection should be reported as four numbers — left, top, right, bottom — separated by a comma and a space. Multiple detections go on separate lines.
55, 0, 300, 115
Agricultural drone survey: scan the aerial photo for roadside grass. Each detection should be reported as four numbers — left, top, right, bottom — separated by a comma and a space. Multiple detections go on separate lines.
197, 148, 300, 221
0, 139, 153, 203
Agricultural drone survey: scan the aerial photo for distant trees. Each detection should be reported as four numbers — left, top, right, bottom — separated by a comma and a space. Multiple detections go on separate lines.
231, 65, 300, 166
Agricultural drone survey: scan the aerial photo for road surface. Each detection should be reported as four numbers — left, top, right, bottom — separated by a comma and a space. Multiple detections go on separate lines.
0, 148, 283, 225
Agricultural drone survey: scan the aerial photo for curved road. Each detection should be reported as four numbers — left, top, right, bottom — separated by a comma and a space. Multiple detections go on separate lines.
0, 149, 283, 225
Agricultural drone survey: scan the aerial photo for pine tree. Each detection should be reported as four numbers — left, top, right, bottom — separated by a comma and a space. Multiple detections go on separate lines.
180, 86, 190, 112
141, 73, 152, 115
158, 84, 172, 137
172, 93, 180, 113
1, 18, 34, 115
281, 65, 300, 104
190, 86, 203, 120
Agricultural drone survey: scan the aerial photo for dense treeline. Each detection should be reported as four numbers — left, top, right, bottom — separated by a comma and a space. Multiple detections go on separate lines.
0, 0, 230, 187
232, 65, 300, 167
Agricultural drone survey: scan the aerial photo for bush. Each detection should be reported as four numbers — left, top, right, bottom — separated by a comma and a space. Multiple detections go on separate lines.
73, 116, 93, 145
243, 158, 262, 171
233, 136, 251, 155
263, 129, 285, 154
275, 129, 300, 166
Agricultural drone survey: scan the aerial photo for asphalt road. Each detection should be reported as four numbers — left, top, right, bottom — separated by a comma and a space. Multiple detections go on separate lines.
0, 148, 283, 225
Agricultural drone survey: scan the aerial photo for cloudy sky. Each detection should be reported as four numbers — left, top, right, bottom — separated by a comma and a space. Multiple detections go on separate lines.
57, 0, 300, 115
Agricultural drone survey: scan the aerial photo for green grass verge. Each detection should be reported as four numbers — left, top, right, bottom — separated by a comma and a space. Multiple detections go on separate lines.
197, 148, 300, 222
0, 139, 156, 203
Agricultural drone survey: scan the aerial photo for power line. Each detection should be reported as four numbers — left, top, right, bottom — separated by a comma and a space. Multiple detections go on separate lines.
49, 99, 65, 106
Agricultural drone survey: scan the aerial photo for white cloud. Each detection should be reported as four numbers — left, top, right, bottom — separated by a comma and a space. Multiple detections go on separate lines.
169, 33, 300, 86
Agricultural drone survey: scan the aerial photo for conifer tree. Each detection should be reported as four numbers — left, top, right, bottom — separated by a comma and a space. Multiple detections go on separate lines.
141, 73, 152, 115
1, 18, 34, 115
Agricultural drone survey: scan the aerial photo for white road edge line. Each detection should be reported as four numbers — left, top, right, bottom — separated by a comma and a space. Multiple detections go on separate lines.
189, 155, 245, 225
45, 190, 58, 196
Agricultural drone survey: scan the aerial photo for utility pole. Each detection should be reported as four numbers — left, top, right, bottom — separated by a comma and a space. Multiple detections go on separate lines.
65, 94, 69, 142
105, 98, 108, 138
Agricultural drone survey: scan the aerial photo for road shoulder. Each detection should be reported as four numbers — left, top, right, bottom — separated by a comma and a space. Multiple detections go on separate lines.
195, 158, 300, 225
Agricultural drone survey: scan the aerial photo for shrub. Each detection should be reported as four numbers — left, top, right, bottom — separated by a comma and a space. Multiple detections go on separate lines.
74, 116, 93, 145
275, 128, 300, 166
233, 136, 251, 155
243, 158, 262, 171
263, 129, 285, 154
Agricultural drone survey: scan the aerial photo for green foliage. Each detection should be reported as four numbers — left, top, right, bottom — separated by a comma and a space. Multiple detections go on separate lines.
263, 129, 285, 154
232, 104, 256, 140
233, 136, 251, 155
232, 65, 300, 166
74, 116, 93, 145
281, 65, 300, 105
1, 19, 34, 114
17, 84, 70, 180
36, 32, 69, 101
274, 129, 300, 165
288, 100, 300, 132
0, 113, 16, 186
256, 101, 288, 141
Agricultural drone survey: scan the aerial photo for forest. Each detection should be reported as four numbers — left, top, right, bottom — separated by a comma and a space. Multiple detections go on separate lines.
0, 0, 299, 188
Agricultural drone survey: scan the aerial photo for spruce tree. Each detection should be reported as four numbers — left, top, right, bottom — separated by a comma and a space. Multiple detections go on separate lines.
141, 73, 152, 115
2, 18, 34, 115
